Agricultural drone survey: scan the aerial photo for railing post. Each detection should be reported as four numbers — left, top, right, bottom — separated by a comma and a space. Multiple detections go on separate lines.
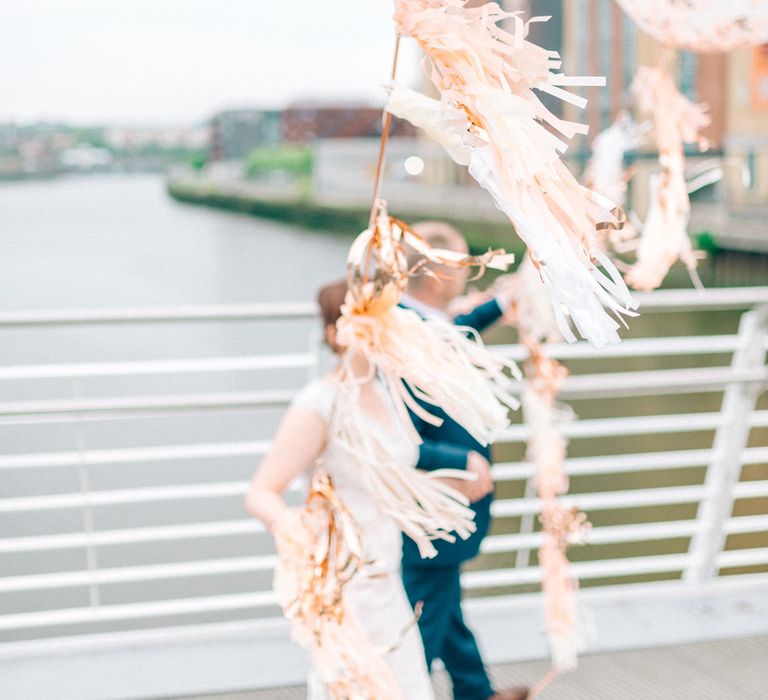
684, 303, 768, 584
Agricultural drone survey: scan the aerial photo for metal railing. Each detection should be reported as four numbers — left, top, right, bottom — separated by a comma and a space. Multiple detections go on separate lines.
0, 287, 767, 699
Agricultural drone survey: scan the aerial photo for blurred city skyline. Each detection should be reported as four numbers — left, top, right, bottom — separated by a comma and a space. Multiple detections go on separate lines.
1, 0, 423, 126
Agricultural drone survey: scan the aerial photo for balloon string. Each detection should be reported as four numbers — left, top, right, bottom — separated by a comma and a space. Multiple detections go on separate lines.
362, 33, 401, 285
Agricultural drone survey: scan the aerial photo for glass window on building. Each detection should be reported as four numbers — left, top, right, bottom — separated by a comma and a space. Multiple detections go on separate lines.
678, 50, 699, 101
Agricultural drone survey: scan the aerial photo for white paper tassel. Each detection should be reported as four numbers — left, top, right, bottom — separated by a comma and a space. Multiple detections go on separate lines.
385, 84, 639, 348
337, 302, 520, 446
386, 84, 473, 166
390, 2, 640, 347
626, 64, 710, 290
336, 210, 520, 558
583, 112, 648, 210
331, 381, 477, 560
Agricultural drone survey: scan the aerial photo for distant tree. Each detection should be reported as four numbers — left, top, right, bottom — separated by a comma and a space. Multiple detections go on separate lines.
246, 146, 312, 178
189, 152, 207, 171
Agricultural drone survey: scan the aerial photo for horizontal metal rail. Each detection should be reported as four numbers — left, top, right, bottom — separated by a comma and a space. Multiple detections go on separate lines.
0, 302, 318, 327
491, 485, 709, 517
5, 439, 767, 479
1, 287, 766, 329
482, 520, 699, 554
0, 616, 292, 659
490, 480, 768, 518
0, 592, 279, 631
556, 365, 767, 399
494, 446, 768, 480
0, 519, 265, 554
0, 440, 272, 471
0, 550, 707, 631
3, 446, 768, 514
0, 481, 250, 513
16, 403, 760, 433
499, 409, 768, 442
496, 333, 768, 362
483, 515, 768, 553
0, 353, 314, 381
0, 555, 279, 593
717, 547, 768, 568
0, 366, 764, 419
3, 509, 765, 559
4, 336, 767, 384
5, 442, 715, 475
0, 520, 708, 594
630, 287, 768, 310
5, 479, 767, 517
723, 514, 768, 534
0, 389, 295, 418
0, 522, 706, 594
462, 552, 692, 589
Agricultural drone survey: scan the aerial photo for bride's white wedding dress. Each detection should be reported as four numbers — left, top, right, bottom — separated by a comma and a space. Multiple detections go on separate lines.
290, 375, 435, 700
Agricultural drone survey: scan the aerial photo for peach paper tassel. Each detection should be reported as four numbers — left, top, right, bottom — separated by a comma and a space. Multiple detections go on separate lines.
625, 64, 710, 291
332, 207, 520, 558
390, 0, 638, 347
615, 0, 768, 52
273, 472, 406, 699
522, 346, 590, 671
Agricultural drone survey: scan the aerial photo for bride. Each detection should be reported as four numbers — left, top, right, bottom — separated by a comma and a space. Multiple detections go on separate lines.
245, 279, 489, 698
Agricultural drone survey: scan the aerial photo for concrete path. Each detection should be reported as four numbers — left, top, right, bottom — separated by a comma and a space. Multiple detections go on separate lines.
173, 634, 767, 700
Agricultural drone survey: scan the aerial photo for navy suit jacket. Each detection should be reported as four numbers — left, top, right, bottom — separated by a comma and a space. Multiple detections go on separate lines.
401, 298, 504, 568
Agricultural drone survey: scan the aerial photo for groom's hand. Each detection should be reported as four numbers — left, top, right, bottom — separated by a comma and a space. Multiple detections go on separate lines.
464, 451, 494, 502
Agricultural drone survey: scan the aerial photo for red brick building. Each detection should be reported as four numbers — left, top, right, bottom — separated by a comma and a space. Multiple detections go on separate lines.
281, 104, 416, 143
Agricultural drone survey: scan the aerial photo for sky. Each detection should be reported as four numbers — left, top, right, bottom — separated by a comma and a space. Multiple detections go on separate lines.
0, 0, 423, 125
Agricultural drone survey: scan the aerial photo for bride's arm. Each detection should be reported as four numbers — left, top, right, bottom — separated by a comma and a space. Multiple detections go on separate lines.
244, 406, 327, 533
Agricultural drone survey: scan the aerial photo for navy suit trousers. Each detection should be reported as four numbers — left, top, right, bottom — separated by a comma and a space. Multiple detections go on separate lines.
403, 562, 494, 700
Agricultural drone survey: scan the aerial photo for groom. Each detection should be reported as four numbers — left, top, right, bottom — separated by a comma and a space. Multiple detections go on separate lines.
400, 221, 528, 700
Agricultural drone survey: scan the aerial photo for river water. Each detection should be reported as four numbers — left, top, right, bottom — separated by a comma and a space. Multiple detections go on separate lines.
0, 174, 764, 641
0, 174, 351, 311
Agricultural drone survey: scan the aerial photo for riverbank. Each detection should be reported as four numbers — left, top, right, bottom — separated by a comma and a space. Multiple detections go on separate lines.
166, 175, 528, 258
167, 174, 768, 288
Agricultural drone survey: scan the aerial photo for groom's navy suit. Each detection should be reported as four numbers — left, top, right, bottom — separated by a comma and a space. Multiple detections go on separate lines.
400, 297, 505, 700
